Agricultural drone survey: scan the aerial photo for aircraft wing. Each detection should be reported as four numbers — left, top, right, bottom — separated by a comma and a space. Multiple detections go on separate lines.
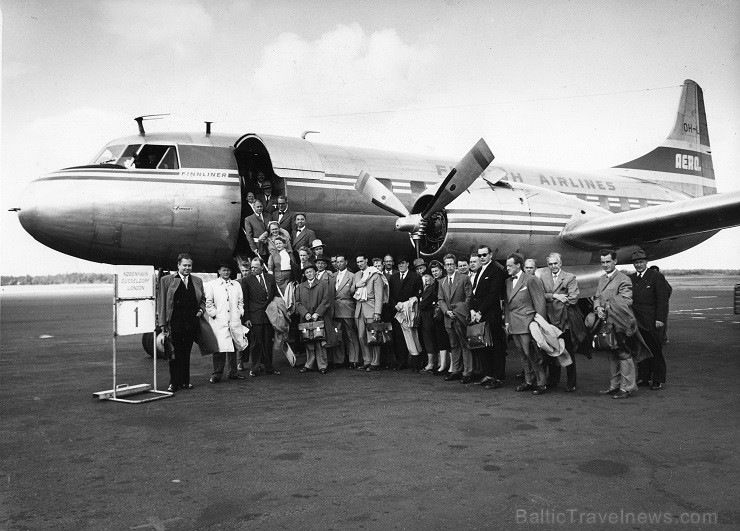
560, 190, 740, 249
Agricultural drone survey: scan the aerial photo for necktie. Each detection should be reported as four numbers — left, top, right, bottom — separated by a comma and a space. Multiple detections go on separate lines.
259, 275, 266, 291
637, 272, 643, 280
278, 212, 283, 222
473, 270, 480, 290
401, 273, 405, 281
336, 272, 342, 290
182, 276, 188, 288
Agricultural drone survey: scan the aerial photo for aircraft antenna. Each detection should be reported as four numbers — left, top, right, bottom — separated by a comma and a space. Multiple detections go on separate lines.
302, 130, 320, 139
133, 114, 170, 136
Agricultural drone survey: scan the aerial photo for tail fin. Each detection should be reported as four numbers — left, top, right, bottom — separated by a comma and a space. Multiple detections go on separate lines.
612, 79, 715, 197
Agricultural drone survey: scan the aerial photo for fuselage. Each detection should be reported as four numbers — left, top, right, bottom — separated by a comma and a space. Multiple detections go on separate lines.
17, 132, 713, 296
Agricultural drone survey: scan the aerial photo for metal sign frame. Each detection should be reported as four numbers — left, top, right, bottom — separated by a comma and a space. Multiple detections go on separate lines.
93, 266, 172, 403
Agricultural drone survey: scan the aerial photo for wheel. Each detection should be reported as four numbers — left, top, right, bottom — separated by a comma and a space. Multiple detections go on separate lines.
141, 332, 165, 359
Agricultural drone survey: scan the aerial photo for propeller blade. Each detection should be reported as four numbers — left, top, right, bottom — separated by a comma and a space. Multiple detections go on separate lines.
421, 138, 494, 218
355, 171, 410, 218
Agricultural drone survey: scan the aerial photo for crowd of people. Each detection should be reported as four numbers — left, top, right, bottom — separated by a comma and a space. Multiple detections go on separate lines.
156, 191, 671, 400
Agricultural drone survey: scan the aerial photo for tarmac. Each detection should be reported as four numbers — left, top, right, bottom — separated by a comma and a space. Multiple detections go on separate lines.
0, 276, 738, 530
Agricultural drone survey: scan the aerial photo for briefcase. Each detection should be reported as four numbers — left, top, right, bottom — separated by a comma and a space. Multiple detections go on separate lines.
298, 321, 326, 342
592, 319, 619, 351
466, 321, 492, 349
365, 322, 392, 346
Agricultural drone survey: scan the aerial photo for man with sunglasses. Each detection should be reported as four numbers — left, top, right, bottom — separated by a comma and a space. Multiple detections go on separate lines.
469, 246, 508, 388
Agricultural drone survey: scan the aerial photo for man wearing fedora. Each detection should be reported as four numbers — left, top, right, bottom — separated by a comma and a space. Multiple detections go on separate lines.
388, 256, 423, 370
257, 180, 277, 214
311, 239, 326, 259
157, 253, 206, 392
297, 262, 332, 374
205, 261, 245, 383
629, 249, 671, 390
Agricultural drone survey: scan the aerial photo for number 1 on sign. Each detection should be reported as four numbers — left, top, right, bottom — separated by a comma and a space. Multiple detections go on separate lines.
134, 306, 139, 327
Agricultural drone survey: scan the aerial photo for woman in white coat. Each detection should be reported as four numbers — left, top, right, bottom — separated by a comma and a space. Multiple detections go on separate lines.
205, 261, 245, 383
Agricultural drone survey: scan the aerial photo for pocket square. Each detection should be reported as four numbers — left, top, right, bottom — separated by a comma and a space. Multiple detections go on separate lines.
521, 286, 528, 291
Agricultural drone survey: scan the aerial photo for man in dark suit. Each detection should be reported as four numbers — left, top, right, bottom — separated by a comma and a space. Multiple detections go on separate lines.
438, 253, 474, 382
505, 252, 548, 395
244, 199, 269, 263
272, 195, 297, 233
292, 213, 316, 258
469, 245, 507, 389
257, 181, 278, 214
157, 253, 206, 392
629, 249, 671, 390
237, 262, 252, 371
388, 256, 423, 370
241, 257, 280, 377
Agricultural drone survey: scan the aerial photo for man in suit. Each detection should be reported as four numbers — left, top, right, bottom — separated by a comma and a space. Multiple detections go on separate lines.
438, 253, 474, 383
505, 252, 548, 395
629, 249, 671, 390
332, 254, 360, 368
244, 199, 269, 263
389, 256, 423, 370
292, 213, 316, 258
157, 253, 206, 392
242, 257, 281, 377
237, 262, 251, 371
541, 252, 582, 392
257, 180, 278, 214
272, 195, 297, 233
594, 249, 638, 400
354, 253, 385, 371
470, 245, 507, 389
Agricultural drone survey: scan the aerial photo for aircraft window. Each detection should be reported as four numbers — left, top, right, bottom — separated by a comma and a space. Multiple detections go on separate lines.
118, 144, 142, 168
92, 145, 126, 165
178, 145, 237, 170
136, 145, 177, 169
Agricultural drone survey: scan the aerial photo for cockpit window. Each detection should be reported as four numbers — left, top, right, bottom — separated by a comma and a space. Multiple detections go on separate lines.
135, 145, 179, 169
178, 145, 237, 169
92, 145, 126, 165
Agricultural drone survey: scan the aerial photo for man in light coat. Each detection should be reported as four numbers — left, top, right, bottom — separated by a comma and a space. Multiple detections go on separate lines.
354, 253, 384, 371
438, 253, 474, 383
205, 262, 245, 383
332, 254, 360, 368
505, 252, 548, 395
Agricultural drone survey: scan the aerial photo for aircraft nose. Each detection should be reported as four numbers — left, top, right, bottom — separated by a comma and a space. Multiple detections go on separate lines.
17, 176, 95, 258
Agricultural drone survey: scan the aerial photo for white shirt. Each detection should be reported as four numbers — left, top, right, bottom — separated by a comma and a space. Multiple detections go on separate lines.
179, 274, 189, 287
512, 272, 522, 284
335, 269, 346, 289
278, 249, 291, 270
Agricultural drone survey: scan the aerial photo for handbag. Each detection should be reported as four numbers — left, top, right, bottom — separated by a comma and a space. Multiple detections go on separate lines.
365, 321, 393, 346
592, 319, 619, 351
298, 320, 326, 342
466, 321, 492, 349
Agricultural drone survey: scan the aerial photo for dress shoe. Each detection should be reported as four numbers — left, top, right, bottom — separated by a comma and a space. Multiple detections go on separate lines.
598, 387, 619, 395
515, 383, 535, 392
445, 372, 462, 381
474, 376, 493, 386
484, 379, 504, 390
366, 365, 380, 372
265, 370, 282, 375
515, 370, 526, 381
319, 369, 327, 374
209, 377, 221, 384
228, 374, 245, 380
565, 386, 576, 393
650, 383, 662, 390
636, 379, 651, 387
532, 385, 547, 395
249, 371, 259, 377
237, 363, 244, 371
348, 362, 358, 370
613, 389, 630, 399
166, 384, 176, 392
183, 384, 194, 389
299, 367, 313, 373
434, 368, 446, 376
358, 364, 370, 371
460, 375, 474, 384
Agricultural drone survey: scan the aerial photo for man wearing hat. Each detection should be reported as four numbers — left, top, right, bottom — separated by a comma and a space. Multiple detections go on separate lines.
205, 261, 245, 383
629, 249, 671, 390
242, 257, 280, 377
296, 263, 332, 374
389, 256, 423, 370
413, 258, 427, 276
311, 239, 325, 258
315, 255, 339, 363
257, 180, 277, 214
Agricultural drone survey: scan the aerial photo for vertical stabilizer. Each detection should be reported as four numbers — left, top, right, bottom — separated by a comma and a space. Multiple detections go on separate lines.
612, 80, 715, 197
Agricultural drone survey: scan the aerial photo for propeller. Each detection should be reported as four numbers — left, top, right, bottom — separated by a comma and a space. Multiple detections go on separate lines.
354, 138, 494, 256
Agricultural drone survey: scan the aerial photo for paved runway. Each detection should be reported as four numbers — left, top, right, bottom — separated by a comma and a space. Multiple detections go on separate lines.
1, 277, 738, 529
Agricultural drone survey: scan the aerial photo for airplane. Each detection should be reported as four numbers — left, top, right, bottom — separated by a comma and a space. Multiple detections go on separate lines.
13, 79, 740, 300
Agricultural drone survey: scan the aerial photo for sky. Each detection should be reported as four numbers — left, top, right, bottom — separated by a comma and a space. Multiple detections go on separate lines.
1, 0, 739, 276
